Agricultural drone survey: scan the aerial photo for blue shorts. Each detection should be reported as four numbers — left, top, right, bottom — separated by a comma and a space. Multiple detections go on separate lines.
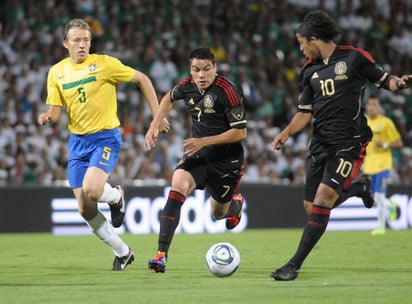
370, 170, 390, 194
67, 129, 122, 189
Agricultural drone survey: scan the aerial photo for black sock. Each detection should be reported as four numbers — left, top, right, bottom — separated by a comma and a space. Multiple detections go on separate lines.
289, 205, 330, 269
333, 181, 363, 208
226, 199, 241, 217
158, 190, 185, 254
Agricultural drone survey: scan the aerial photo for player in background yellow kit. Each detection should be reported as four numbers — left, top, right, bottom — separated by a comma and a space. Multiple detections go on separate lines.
38, 19, 169, 270
363, 95, 403, 235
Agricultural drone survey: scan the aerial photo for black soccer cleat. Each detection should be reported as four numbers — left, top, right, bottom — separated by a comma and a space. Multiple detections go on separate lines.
270, 262, 300, 281
226, 193, 244, 230
110, 185, 125, 228
359, 175, 374, 209
112, 248, 135, 271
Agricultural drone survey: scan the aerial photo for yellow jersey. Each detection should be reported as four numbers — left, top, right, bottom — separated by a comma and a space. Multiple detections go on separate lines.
46, 54, 135, 134
363, 114, 401, 174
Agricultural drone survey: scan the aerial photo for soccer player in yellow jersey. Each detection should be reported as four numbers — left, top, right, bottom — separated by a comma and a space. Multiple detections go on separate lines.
364, 95, 403, 235
38, 19, 169, 270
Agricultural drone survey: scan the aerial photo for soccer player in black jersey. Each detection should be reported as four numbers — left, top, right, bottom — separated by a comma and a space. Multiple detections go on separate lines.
270, 10, 412, 281
144, 47, 247, 273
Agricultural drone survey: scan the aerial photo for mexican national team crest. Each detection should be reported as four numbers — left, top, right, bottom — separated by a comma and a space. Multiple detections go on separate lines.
203, 95, 214, 109
89, 64, 96, 72
334, 61, 347, 75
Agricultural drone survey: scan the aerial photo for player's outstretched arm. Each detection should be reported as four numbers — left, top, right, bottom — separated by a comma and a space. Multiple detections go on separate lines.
272, 111, 312, 150
132, 70, 170, 133
37, 105, 62, 125
386, 74, 412, 91
183, 128, 247, 157
144, 92, 174, 151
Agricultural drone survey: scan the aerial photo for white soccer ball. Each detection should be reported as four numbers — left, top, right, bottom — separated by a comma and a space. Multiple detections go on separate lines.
205, 242, 240, 277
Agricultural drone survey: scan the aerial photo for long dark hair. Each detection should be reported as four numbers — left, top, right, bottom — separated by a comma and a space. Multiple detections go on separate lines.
296, 10, 339, 41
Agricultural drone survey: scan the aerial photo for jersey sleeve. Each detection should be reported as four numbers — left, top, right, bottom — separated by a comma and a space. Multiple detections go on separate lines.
356, 49, 388, 87
170, 84, 182, 102
227, 100, 247, 129
170, 77, 191, 102
297, 71, 314, 113
45, 65, 64, 107
384, 117, 401, 142
104, 55, 136, 83
218, 79, 247, 129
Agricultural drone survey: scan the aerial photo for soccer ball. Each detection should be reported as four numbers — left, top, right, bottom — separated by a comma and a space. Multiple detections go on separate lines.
205, 242, 240, 277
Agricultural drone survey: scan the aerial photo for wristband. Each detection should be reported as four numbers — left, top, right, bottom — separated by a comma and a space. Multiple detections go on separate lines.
382, 143, 389, 149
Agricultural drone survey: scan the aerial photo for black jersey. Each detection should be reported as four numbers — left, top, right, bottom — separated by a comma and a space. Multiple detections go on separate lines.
170, 74, 247, 160
298, 45, 388, 147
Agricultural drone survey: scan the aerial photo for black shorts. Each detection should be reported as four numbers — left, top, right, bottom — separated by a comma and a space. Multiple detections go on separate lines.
304, 140, 368, 202
175, 154, 244, 203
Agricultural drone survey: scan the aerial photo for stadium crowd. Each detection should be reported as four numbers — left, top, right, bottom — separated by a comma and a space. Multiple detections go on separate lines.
1, 0, 412, 187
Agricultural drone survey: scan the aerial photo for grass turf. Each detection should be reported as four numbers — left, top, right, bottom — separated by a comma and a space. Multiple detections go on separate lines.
0, 229, 411, 304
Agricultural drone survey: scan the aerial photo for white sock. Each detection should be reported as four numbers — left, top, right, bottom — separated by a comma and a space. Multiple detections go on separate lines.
374, 193, 386, 229
98, 183, 121, 205
382, 196, 392, 210
87, 211, 129, 257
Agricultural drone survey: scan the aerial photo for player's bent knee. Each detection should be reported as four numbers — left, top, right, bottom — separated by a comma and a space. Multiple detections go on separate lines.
82, 186, 101, 202
304, 201, 313, 215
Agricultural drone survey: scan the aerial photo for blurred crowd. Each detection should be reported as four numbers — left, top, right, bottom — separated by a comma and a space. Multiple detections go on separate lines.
1, 0, 412, 187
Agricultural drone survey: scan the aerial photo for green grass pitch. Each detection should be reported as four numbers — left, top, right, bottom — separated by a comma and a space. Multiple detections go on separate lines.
0, 229, 411, 304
